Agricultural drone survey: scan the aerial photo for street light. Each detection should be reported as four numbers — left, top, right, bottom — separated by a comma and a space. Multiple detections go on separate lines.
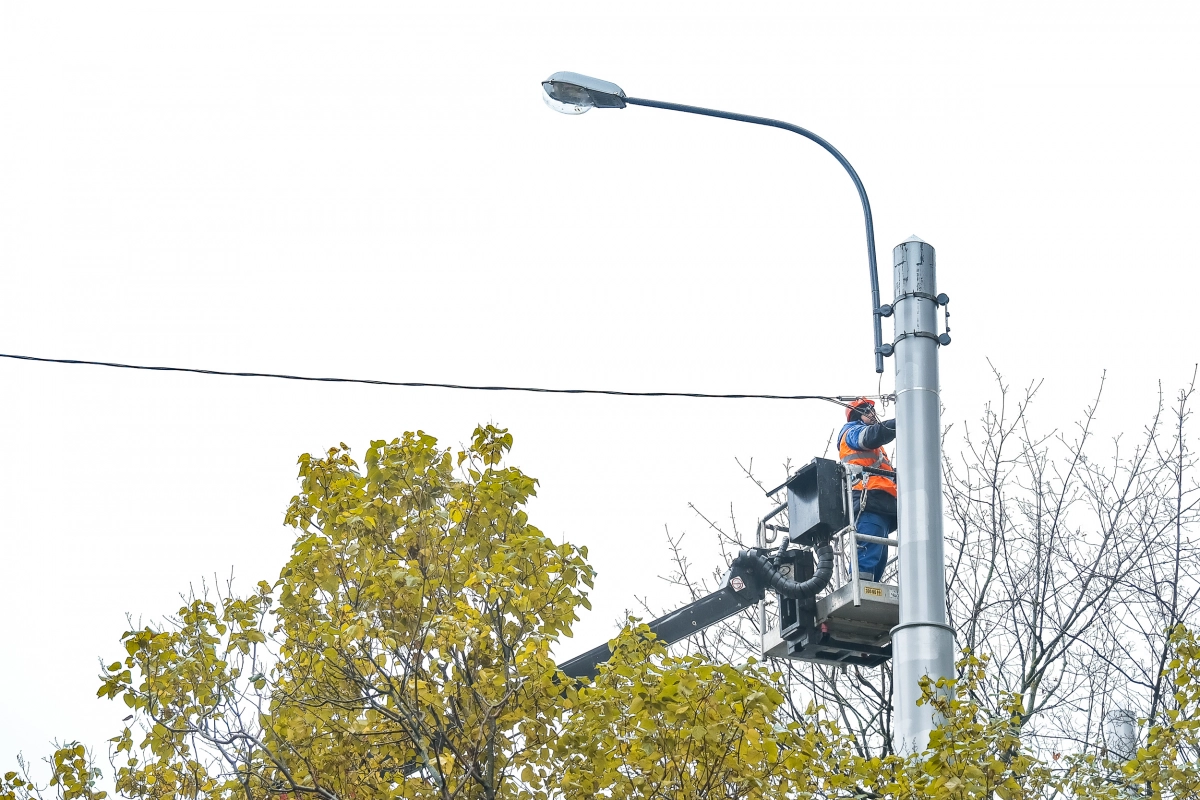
542, 71, 888, 374
542, 71, 956, 753
542, 71, 627, 113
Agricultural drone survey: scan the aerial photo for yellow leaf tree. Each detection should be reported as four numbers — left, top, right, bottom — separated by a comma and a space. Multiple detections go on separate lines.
97, 425, 597, 799
6, 424, 1200, 800
75, 425, 841, 800
549, 621, 860, 799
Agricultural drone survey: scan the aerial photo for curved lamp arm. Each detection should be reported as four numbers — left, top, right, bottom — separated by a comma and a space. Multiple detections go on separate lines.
624, 96, 886, 374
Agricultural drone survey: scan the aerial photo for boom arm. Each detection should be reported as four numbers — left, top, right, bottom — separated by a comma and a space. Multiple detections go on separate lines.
558, 559, 766, 680
558, 458, 851, 681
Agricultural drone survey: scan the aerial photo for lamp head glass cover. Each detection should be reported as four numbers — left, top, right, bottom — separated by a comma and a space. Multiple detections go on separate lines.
541, 72, 627, 114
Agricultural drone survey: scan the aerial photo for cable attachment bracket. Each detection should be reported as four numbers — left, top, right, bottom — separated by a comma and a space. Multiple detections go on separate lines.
875, 304, 895, 357
888, 291, 952, 348
937, 292, 951, 346
877, 291, 951, 354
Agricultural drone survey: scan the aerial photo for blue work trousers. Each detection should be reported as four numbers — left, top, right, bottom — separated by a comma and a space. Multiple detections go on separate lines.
855, 511, 896, 582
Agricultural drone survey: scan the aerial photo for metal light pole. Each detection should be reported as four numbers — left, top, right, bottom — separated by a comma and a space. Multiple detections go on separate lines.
541, 71, 955, 749
890, 236, 954, 752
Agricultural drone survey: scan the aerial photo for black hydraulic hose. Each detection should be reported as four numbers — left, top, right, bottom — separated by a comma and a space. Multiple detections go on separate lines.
775, 534, 792, 558
731, 542, 835, 599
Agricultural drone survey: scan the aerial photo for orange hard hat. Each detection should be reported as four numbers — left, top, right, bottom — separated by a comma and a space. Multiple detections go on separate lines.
846, 397, 875, 421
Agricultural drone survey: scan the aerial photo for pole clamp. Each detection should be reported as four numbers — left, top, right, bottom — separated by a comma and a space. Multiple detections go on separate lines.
894, 291, 949, 306
876, 292, 948, 319
893, 330, 950, 346
890, 620, 957, 639
877, 292, 951, 353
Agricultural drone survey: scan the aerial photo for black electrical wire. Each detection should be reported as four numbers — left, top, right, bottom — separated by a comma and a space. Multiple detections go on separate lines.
0, 352, 892, 407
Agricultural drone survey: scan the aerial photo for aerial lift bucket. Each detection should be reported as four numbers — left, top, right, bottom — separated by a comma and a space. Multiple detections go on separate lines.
760, 458, 899, 668
557, 457, 901, 681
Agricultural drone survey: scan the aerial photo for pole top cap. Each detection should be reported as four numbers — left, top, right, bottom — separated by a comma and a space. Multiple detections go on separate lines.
902, 234, 927, 244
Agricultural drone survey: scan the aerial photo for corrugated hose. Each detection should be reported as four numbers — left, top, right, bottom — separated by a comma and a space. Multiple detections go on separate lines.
730, 539, 835, 599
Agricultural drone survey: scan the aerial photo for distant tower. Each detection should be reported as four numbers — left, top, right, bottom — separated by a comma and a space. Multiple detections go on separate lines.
1104, 708, 1138, 762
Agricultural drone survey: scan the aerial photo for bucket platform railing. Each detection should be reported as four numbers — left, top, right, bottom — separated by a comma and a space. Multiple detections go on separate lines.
759, 459, 900, 668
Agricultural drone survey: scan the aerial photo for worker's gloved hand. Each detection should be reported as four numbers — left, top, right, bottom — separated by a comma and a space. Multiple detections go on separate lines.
882, 419, 896, 432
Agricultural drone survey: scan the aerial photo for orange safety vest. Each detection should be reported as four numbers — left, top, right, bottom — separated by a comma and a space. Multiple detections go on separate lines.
838, 427, 898, 497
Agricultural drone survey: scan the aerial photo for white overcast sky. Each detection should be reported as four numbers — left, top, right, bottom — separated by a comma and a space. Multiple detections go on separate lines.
1, 0, 1198, 770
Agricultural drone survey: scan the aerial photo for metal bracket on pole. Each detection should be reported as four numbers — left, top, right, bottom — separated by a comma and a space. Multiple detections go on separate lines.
840, 464, 863, 607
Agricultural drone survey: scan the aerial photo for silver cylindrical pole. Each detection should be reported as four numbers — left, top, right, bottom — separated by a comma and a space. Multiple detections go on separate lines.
891, 236, 955, 752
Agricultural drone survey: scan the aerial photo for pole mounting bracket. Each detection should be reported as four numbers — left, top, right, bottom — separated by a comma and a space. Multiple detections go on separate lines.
893, 330, 948, 346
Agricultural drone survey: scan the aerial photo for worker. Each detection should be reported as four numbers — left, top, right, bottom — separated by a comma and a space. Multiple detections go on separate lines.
838, 397, 897, 582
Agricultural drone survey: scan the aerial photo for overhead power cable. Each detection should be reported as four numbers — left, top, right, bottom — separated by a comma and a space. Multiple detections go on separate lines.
0, 353, 892, 408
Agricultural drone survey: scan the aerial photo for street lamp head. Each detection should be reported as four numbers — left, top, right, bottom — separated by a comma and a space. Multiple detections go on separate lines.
541, 72, 627, 114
